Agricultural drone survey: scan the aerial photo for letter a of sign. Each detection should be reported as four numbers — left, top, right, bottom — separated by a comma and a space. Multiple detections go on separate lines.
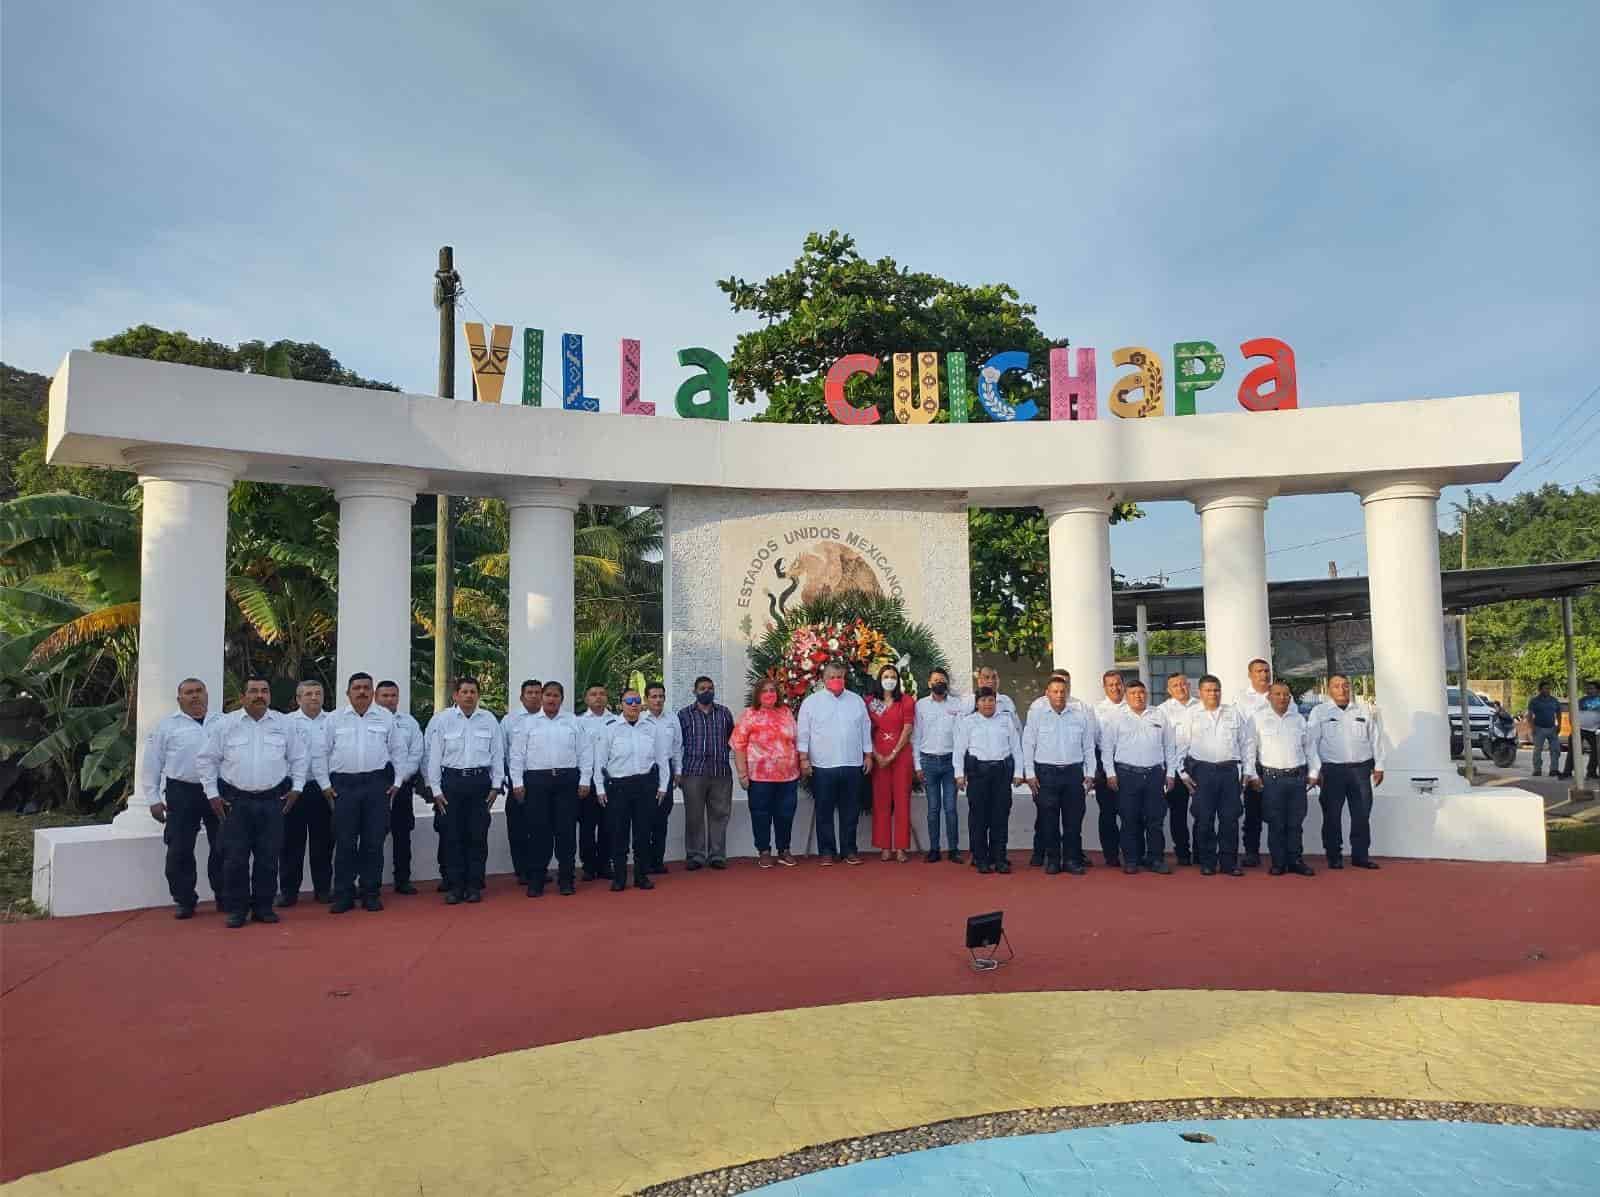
465, 322, 512, 404
1236, 337, 1298, 411
1108, 347, 1165, 418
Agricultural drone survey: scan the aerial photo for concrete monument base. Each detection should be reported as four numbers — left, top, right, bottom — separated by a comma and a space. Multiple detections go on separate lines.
32, 785, 1546, 916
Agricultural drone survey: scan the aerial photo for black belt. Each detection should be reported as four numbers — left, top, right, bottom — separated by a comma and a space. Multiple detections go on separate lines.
920, 751, 953, 759
164, 778, 205, 796
1114, 762, 1162, 776
964, 755, 1011, 769
329, 768, 387, 784
523, 766, 579, 777
1185, 758, 1239, 771
1261, 765, 1307, 780
1035, 761, 1083, 772
608, 769, 656, 782
1324, 759, 1374, 770
219, 778, 290, 799
443, 766, 490, 777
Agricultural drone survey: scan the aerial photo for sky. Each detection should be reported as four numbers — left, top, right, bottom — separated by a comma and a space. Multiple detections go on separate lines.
3, 1, 1596, 584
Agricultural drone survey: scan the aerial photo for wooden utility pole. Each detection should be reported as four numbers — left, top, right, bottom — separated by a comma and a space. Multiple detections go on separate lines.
1458, 497, 1472, 779
433, 247, 461, 713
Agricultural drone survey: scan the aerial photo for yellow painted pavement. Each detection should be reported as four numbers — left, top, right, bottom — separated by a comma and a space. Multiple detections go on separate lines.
8, 989, 1599, 1196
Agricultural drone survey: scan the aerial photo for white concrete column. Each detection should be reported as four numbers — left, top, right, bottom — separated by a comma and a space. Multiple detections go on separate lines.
1193, 488, 1273, 703
334, 470, 426, 712
1361, 478, 1458, 793
1043, 490, 1116, 693
505, 483, 585, 698
121, 449, 244, 829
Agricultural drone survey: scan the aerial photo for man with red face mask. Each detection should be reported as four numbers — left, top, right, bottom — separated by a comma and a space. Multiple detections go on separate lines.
797, 660, 873, 866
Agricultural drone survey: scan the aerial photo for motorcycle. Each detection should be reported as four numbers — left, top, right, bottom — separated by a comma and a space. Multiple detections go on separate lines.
1486, 709, 1518, 768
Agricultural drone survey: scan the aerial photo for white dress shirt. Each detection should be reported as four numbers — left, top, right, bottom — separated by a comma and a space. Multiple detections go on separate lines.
797, 688, 872, 769
317, 704, 407, 788
1021, 700, 1095, 778
391, 711, 425, 787
912, 695, 960, 768
1250, 705, 1321, 777
1158, 695, 1200, 724
509, 710, 593, 785
1307, 699, 1386, 769
595, 713, 670, 793
1175, 704, 1254, 778
954, 710, 1023, 779
1099, 706, 1177, 779
288, 709, 331, 790
654, 713, 682, 780
424, 706, 505, 791
198, 709, 309, 798
142, 709, 218, 803
578, 709, 619, 773
1237, 687, 1273, 719
1092, 697, 1126, 751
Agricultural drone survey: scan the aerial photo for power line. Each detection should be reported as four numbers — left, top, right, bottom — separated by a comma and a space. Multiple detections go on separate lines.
1162, 529, 1365, 577
457, 292, 566, 405
1515, 381, 1600, 477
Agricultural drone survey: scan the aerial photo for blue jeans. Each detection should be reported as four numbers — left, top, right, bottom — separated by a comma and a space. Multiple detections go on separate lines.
1531, 726, 1559, 772
748, 778, 798, 853
921, 754, 958, 851
812, 765, 862, 859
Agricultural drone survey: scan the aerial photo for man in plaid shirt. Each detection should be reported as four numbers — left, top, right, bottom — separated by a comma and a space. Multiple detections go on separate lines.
677, 675, 735, 870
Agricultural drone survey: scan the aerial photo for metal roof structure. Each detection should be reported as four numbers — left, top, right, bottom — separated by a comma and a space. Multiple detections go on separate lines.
1112, 560, 1600, 632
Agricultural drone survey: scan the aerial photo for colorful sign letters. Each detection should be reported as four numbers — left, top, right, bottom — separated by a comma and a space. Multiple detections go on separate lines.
470, 324, 1297, 424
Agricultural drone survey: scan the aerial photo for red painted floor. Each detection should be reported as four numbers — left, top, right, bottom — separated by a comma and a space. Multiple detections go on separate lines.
3, 853, 1597, 1181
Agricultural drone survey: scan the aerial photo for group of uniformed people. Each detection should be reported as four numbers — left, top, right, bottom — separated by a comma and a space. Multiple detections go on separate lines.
143, 654, 1386, 926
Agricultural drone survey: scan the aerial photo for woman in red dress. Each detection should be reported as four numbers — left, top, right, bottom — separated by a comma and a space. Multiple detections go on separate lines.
868, 663, 916, 861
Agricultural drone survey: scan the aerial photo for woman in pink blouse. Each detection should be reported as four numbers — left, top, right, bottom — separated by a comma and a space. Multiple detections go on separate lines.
731, 678, 802, 868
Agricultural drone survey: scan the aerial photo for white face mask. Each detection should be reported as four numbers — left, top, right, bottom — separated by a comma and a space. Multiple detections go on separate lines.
881, 676, 898, 692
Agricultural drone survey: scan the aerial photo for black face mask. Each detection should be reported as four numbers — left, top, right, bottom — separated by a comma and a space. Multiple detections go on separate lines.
930, 682, 948, 696
696, 689, 715, 705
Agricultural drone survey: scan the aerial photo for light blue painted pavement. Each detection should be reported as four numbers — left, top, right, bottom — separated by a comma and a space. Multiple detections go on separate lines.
747, 1119, 1600, 1195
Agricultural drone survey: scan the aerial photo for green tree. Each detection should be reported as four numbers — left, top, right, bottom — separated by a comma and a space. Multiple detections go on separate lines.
718, 232, 1139, 658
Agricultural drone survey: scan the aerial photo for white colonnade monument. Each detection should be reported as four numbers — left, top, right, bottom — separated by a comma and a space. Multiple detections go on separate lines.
34, 352, 1544, 914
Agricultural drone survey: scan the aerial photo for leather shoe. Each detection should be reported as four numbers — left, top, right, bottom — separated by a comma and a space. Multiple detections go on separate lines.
1079, 856, 1094, 869
1028, 852, 1043, 868
394, 882, 418, 895
709, 859, 727, 870
1328, 859, 1344, 870
436, 880, 450, 892
174, 906, 195, 920
314, 890, 331, 904
527, 884, 544, 898
581, 868, 598, 882
1269, 865, 1286, 876
1064, 861, 1085, 876
559, 881, 576, 896
329, 898, 355, 914
1353, 859, 1381, 870
925, 850, 941, 863
685, 860, 704, 872
1122, 865, 1139, 875
1176, 855, 1193, 867
225, 912, 246, 928
635, 875, 655, 890
1290, 862, 1316, 876
274, 893, 298, 908
610, 878, 626, 892
947, 851, 963, 864
1242, 854, 1261, 868
465, 890, 482, 903
1148, 861, 1172, 875
1199, 865, 1216, 876
995, 860, 1012, 874
1044, 860, 1061, 875
252, 909, 280, 924
445, 891, 462, 904
1227, 866, 1244, 877
978, 862, 994, 875
363, 896, 383, 912
650, 864, 667, 875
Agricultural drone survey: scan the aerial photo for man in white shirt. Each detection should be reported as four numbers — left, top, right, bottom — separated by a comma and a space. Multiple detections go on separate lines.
913, 667, 962, 863
1092, 670, 1128, 867
1100, 680, 1177, 875
374, 679, 424, 895
1236, 658, 1275, 866
142, 676, 221, 919
1307, 672, 1386, 870
280, 679, 334, 907
319, 672, 410, 913
644, 681, 682, 874
1158, 672, 1200, 867
509, 680, 592, 897
197, 674, 309, 928
797, 660, 873, 866
500, 679, 543, 886
1247, 681, 1319, 876
1022, 673, 1095, 875
1174, 675, 1252, 877
424, 676, 504, 903
954, 687, 1024, 873
576, 684, 619, 882
594, 687, 670, 891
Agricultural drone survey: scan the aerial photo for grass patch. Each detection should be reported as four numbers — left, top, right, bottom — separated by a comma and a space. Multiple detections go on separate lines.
0, 808, 111, 920
1547, 818, 1600, 856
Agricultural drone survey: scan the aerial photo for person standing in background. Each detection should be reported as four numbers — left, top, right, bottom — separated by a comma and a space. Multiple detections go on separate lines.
913, 667, 961, 863
1021, 673, 1095, 875
1307, 673, 1385, 870
1101, 680, 1177, 875
731, 678, 801, 868
280, 680, 333, 907
499, 679, 542, 886
424, 676, 503, 904
1092, 670, 1127, 868
143, 677, 221, 919
374, 679, 423, 895
954, 687, 1023, 874
644, 682, 682, 873
1157, 673, 1200, 867
576, 685, 618, 881
868, 663, 916, 862
677, 676, 736, 871
1527, 680, 1562, 777
1235, 658, 1275, 867
798, 660, 873, 866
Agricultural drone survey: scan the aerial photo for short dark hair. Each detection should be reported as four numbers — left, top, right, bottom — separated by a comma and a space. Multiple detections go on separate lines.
1248, 658, 1271, 671
1538, 679, 1553, 688
928, 667, 949, 681
975, 686, 996, 699
693, 675, 714, 689
244, 673, 271, 687
1102, 669, 1122, 683
1126, 679, 1147, 692
621, 686, 640, 698
1046, 673, 1069, 686
347, 671, 373, 688
542, 680, 565, 698
454, 675, 480, 693
375, 679, 399, 691
645, 680, 666, 697
1166, 671, 1186, 682
1198, 674, 1221, 688
1329, 672, 1350, 684
177, 676, 205, 691
520, 678, 541, 694
586, 682, 608, 694
1270, 680, 1293, 693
